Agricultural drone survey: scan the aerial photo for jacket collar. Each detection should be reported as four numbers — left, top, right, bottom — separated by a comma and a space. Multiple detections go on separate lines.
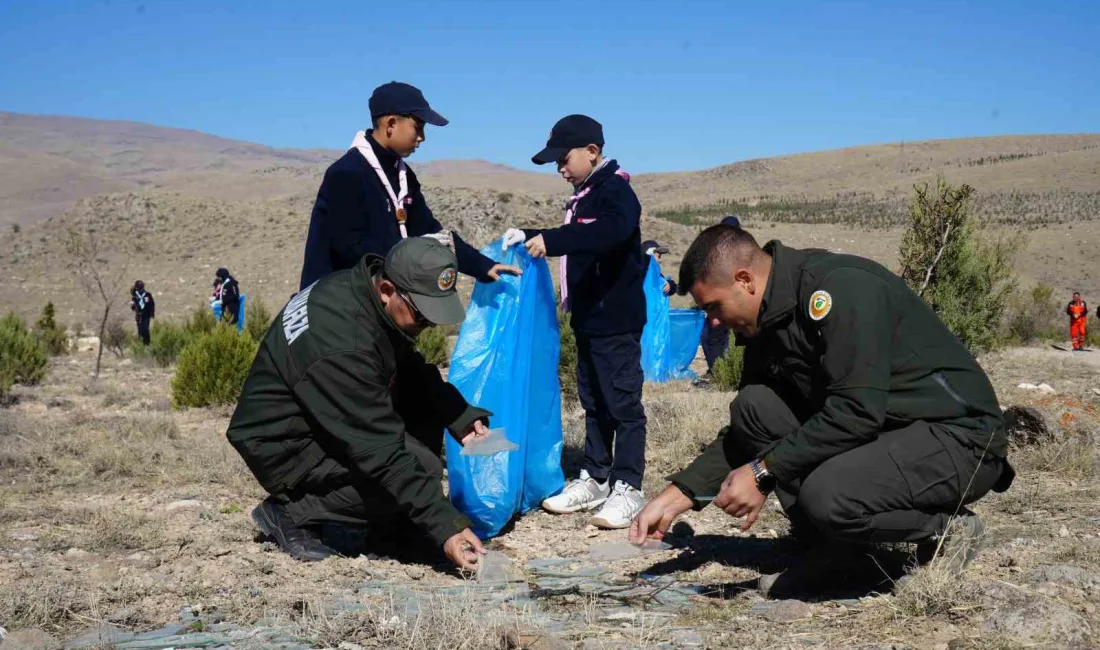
576, 159, 620, 193
756, 240, 801, 331
364, 129, 402, 170
352, 255, 415, 345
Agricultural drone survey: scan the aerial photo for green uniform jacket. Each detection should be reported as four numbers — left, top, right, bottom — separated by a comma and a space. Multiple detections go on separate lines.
226, 255, 488, 546
670, 241, 1007, 505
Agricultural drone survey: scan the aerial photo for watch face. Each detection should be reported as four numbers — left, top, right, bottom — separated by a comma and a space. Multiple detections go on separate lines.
757, 472, 778, 494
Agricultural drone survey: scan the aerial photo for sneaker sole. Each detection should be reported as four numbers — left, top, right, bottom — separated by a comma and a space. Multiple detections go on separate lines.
541, 496, 608, 515
590, 514, 634, 529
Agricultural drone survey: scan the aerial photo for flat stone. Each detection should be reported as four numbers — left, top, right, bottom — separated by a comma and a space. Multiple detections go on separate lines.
1, 629, 60, 650
165, 499, 205, 512
760, 599, 812, 623
1030, 564, 1100, 591
64, 624, 134, 649
63, 548, 90, 559
122, 551, 159, 569
982, 595, 1093, 648
670, 630, 704, 647
8, 532, 38, 542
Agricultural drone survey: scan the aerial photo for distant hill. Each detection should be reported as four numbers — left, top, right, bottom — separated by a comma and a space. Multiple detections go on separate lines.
1, 112, 1098, 325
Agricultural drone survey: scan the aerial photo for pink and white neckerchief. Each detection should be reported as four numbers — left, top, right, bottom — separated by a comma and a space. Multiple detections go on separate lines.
558, 160, 631, 311
351, 130, 410, 238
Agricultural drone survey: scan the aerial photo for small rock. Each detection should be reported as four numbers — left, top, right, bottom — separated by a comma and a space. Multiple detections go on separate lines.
670, 629, 704, 647
1036, 383, 1056, 394
946, 640, 966, 650
498, 627, 570, 650
63, 548, 90, 559
404, 566, 426, 580
122, 551, 159, 569
165, 499, 205, 512
337, 643, 367, 650
0, 628, 60, 650
1059, 525, 1071, 538
8, 532, 37, 542
762, 599, 813, 623
982, 595, 1093, 648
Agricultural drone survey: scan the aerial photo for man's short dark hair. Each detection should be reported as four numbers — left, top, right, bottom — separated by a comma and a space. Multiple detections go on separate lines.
677, 225, 761, 295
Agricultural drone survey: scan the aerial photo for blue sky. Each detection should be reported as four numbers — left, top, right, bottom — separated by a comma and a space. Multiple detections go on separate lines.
1, 0, 1097, 172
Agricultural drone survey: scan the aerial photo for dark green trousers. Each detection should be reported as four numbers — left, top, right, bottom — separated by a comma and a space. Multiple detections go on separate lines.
731, 385, 1010, 544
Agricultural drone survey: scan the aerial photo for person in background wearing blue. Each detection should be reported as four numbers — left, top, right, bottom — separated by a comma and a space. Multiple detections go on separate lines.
695, 216, 741, 380
643, 240, 677, 295
298, 81, 520, 290
216, 267, 241, 325
500, 114, 648, 529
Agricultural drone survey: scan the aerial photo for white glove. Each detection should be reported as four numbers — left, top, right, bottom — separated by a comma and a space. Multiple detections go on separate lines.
501, 228, 526, 250
420, 230, 455, 252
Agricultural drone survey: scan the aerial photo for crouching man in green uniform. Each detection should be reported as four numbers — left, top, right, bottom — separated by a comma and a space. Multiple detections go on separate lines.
227, 237, 491, 569
630, 224, 1014, 595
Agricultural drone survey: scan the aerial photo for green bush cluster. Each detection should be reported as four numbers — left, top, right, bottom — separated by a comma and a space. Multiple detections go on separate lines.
1006, 283, 1062, 345
0, 313, 49, 399
185, 302, 219, 337
709, 344, 745, 392
34, 302, 70, 356
171, 325, 259, 409
245, 297, 273, 343
415, 325, 452, 366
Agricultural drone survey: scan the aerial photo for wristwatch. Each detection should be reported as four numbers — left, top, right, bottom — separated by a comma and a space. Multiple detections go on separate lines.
749, 459, 777, 495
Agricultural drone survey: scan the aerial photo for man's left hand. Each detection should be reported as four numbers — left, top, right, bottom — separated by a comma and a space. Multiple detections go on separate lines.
486, 264, 522, 281
460, 419, 490, 446
525, 235, 547, 259
713, 463, 767, 532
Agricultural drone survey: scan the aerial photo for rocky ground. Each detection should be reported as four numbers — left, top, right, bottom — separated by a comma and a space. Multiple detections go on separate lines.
1, 345, 1099, 649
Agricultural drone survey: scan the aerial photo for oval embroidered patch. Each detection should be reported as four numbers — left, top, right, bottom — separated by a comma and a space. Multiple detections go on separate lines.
809, 290, 833, 321
438, 268, 456, 291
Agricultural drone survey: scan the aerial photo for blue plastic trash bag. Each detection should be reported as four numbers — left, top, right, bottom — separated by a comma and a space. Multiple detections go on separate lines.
669, 308, 705, 375
641, 258, 703, 381
211, 295, 246, 333
445, 240, 565, 538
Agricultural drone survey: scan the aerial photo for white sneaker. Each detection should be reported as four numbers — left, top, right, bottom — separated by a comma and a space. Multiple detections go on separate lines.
590, 481, 645, 529
541, 470, 610, 514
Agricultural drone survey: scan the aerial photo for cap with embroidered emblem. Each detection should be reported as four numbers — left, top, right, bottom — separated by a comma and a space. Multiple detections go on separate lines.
383, 237, 465, 325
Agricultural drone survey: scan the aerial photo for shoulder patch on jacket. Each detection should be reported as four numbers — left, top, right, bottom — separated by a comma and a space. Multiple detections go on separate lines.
808, 290, 833, 321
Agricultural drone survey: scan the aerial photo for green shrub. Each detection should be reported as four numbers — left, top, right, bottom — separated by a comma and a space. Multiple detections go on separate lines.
558, 311, 578, 405
171, 325, 259, 409
415, 325, 451, 366
710, 344, 745, 391
103, 317, 132, 357
0, 313, 49, 399
1007, 283, 1061, 345
34, 302, 69, 356
147, 323, 193, 367
184, 302, 218, 337
245, 297, 273, 343
897, 179, 1019, 353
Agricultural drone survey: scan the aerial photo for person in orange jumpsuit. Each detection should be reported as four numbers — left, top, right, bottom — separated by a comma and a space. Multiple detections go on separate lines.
1067, 291, 1088, 351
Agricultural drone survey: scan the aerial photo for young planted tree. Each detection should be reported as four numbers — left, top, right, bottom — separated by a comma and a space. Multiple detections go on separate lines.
65, 227, 133, 378
897, 178, 1019, 352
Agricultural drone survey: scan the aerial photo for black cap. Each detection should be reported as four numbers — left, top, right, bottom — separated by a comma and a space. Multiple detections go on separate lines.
532, 114, 604, 165
721, 215, 742, 228
384, 238, 465, 326
215, 268, 229, 280
642, 240, 670, 255
369, 81, 448, 127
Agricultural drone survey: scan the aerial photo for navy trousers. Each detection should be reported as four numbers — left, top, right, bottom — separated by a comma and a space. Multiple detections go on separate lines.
575, 331, 647, 490
701, 320, 730, 372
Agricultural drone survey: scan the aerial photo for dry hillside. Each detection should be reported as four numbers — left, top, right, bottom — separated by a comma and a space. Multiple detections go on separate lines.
0, 114, 1098, 325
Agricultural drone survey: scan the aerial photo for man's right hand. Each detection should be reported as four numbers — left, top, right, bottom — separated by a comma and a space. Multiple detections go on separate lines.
443, 528, 486, 570
628, 484, 693, 545
501, 228, 527, 250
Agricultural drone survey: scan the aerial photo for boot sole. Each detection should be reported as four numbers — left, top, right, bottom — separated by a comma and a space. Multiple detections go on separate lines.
541, 496, 608, 515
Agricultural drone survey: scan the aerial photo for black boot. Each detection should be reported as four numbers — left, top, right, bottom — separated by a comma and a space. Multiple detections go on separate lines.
251, 498, 338, 562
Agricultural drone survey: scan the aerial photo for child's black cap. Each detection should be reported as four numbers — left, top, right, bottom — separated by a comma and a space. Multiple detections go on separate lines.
532, 114, 604, 165
369, 81, 448, 127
